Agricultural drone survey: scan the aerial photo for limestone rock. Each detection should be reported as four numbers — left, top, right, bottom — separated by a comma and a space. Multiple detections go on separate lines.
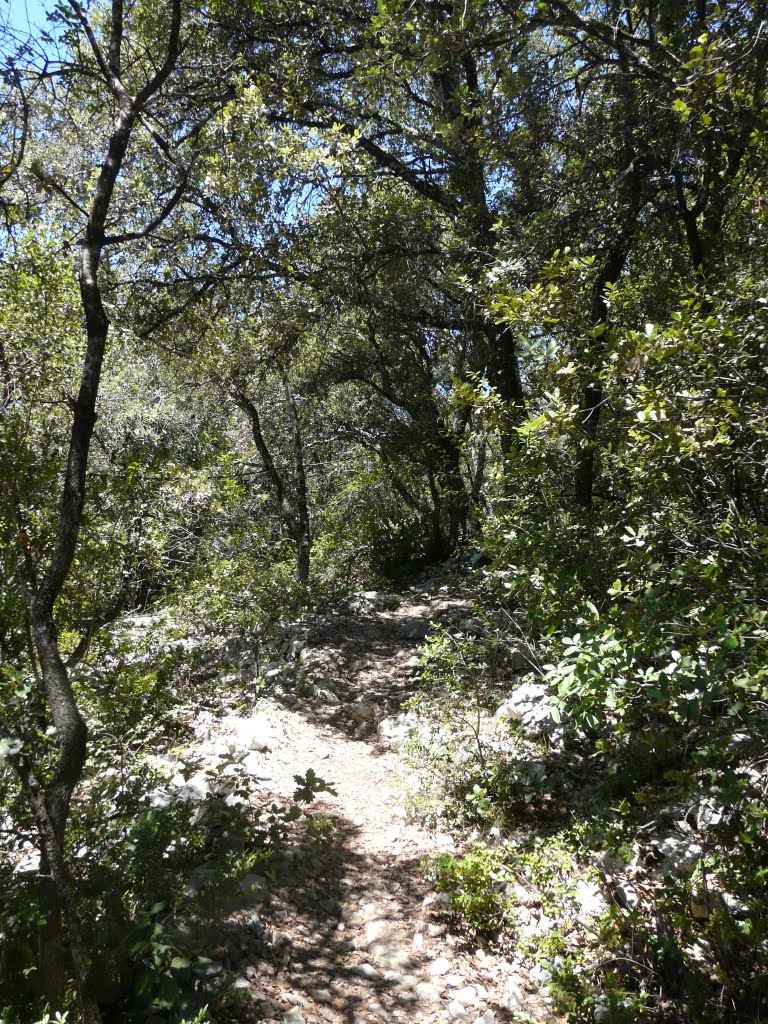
13, 847, 41, 876
400, 619, 430, 640
448, 998, 471, 1020
461, 617, 487, 636
350, 963, 381, 981
573, 878, 607, 919
495, 682, 548, 722
414, 982, 442, 1006
500, 975, 526, 1011
428, 956, 452, 976
453, 985, 477, 1005
223, 711, 273, 752
495, 682, 570, 742
653, 835, 702, 874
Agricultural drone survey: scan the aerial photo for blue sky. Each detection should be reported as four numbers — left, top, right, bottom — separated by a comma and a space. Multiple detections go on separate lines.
5, 0, 53, 35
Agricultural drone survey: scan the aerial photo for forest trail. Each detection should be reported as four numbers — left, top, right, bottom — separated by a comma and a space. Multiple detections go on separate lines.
184, 569, 552, 1024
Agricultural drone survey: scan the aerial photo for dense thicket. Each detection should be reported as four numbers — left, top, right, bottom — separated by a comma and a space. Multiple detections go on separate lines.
0, 0, 766, 1021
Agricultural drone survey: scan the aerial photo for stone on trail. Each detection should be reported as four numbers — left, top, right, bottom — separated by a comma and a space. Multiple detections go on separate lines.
350, 963, 382, 981
223, 710, 273, 752
500, 975, 526, 1012
414, 981, 442, 1006
282, 1009, 305, 1024
400, 619, 430, 640
453, 985, 478, 1006
364, 918, 394, 947
348, 700, 382, 723
428, 956, 452, 976
241, 750, 271, 778
472, 1012, 495, 1024
448, 998, 471, 1020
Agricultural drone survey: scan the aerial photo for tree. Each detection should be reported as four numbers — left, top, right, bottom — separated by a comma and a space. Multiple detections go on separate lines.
0, 1, 224, 1015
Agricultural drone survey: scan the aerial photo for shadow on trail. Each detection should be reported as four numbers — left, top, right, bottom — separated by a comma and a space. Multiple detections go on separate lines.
265, 588, 473, 749
192, 808, 516, 1024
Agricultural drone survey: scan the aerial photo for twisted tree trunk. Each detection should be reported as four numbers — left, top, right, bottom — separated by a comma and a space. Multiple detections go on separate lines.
15, 2, 182, 1015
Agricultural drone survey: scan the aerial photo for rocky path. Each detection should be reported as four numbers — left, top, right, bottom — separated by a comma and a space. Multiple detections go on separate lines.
181, 571, 551, 1024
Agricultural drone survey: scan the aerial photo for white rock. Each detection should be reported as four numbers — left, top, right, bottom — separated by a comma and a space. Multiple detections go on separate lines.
530, 963, 551, 986
282, 1009, 305, 1024
414, 982, 442, 1006
448, 999, 470, 1020
720, 892, 748, 917
596, 850, 626, 874
169, 770, 211, 804
350, 963, 381, 981
694, 796, 725, 830
364, 919, 392, 947
148, 786, 174, 810
428, 956, 452, 976
461, 617, 486, 636
685, 938, 713, 963
654, 836, 702, 874
501, 975, 525, 1011
13, 848, 41, 875
453, 985, 477, 1005
615, 880, 638, 908
239, 712, 273, 752
472, 1012, 495, 1024
495, 682, 548, 721
573, 879, 606, 918
594, 999, 611, 1023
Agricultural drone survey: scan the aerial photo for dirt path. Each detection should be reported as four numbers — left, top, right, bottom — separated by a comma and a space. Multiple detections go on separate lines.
186, 571, 554, 1024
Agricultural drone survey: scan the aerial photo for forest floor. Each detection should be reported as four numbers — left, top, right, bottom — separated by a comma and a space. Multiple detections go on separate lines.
168, 566, 556, 1024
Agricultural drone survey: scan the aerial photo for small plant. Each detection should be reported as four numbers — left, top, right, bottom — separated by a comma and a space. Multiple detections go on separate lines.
425, 843, 515, 938
304, 812, 339, 851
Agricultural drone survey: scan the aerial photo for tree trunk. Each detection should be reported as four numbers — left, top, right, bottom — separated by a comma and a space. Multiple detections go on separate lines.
14, 2, 183, 1015
574, 141, 650, 506
282, 371, 312, 584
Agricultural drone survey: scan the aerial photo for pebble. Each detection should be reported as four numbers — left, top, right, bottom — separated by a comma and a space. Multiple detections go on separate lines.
350, 963, 381, 981
414, 982, 442, 1006
448, 999, 471, 1020
364, 919, 392, 946
283, 1010, 305, 1024
453, 986, 477, 1005
428, 956, 452, 976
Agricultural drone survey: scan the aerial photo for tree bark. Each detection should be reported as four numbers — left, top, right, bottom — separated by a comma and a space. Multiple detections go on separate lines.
17, 2, 183, 1015
234, 375, 312, 584
281, 371, 312, 584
